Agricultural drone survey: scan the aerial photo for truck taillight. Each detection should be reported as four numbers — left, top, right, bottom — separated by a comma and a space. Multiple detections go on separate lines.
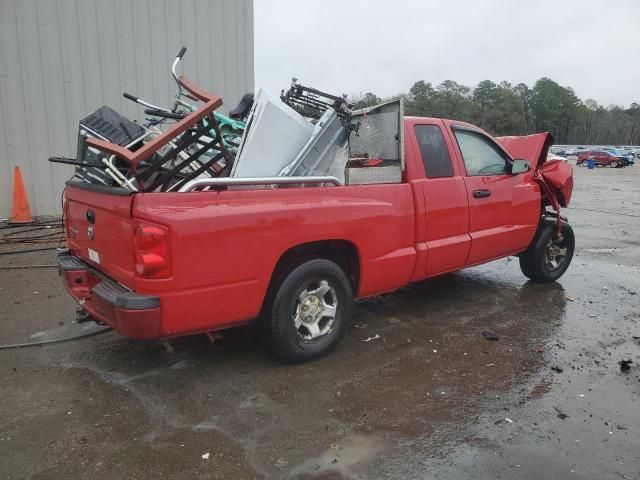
134, 223, 171, 278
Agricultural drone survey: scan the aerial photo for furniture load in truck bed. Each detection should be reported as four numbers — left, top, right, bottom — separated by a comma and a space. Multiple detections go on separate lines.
231, 85, 404, 186
50, 48, 405, 195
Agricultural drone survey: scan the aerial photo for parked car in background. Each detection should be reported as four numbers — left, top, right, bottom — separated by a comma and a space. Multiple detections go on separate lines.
603, 147, 635, 165
563, 146, 588, 157
547, 153, 568, 162
577, 149, 627, 167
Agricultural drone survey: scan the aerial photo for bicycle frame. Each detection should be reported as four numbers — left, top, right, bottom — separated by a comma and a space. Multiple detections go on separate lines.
87, 75, 231, 184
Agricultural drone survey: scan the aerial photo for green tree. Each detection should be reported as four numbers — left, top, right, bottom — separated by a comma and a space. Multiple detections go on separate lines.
356, 77, 640, 144
513, 83, 533, 133
531, 78, 580, 142
433, 80, 472, 119
352, 92, 382, 109
492, 84, 525, 135
405, 80, 435, 116
473, 80, 498, 128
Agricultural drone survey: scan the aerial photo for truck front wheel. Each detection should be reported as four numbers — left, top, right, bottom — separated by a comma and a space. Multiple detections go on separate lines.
265, 259, 353, 362
519, 221, 575, 283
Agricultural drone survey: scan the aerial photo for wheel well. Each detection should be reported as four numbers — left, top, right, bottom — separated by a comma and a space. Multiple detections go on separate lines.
268, 240, 360, 296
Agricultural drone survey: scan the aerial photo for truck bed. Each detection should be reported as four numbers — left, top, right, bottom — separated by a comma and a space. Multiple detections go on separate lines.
64, 181, 417, 336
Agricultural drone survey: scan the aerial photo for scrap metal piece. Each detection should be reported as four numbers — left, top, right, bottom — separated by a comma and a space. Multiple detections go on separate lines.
281, 78, 352, 120
231, 89, 314, 178
280, 77, 358, 138
350, 98, 405, 169
229, 92, 255, 121
178, 175, 343, 192
344, 98, 405, 184
345, 165, 402, 185
279, 109, 349, 180
75, 106, 147, 187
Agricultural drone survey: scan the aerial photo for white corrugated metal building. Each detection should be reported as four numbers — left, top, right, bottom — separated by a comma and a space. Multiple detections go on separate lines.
0, 0, 254, 218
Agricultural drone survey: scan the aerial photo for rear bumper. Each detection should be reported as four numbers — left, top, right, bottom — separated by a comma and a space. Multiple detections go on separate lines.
58, 251, 161, 339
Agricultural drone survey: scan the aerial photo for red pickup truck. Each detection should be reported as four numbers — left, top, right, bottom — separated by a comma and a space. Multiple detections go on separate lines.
59, 114, 574, 361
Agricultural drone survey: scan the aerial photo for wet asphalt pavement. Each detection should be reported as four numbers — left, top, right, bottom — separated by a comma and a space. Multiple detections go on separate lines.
1, 165, 639, 479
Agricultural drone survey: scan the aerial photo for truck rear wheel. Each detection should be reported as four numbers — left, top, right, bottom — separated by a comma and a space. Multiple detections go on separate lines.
519, 221, 574, 283
265, 259, 353, 362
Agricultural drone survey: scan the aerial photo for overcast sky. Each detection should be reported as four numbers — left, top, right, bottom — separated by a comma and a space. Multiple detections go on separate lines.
254, 0, 640, 107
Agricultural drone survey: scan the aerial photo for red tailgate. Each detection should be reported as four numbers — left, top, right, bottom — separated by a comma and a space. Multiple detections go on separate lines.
64, 184, 135, 288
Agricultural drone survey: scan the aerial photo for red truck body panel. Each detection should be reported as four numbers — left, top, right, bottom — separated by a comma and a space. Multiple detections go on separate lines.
61, 118, 571, 339
496, 132, 553, 168
65, 186, 135, 285
131, 184, 416, 335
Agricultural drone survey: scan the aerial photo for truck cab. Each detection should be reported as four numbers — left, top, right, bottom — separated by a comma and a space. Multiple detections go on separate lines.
405, 117, 546, 276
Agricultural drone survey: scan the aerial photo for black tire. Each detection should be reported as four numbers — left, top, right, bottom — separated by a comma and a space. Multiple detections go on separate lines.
577, 160, 584, 167
610, 160, 619, 168
519, 220, 575, 283
264, 259, 353, 362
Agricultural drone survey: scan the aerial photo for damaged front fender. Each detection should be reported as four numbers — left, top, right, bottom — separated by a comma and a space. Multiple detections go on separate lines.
496, 132, 573, 208
537, 159, 573, 208
497, 132, 574, 236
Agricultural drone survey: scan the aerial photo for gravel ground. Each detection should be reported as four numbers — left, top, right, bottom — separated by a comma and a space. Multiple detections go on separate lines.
0, 164, 638, 479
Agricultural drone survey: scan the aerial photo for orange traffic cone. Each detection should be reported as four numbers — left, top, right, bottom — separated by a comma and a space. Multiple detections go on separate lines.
10, 166, 33, 223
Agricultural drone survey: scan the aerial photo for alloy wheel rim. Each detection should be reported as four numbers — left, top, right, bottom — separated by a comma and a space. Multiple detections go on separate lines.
544, 237, 568, 271
292, 280, 338, 341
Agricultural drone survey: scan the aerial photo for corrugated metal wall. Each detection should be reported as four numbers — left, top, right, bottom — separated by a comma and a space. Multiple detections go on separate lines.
0, 0, 254, 218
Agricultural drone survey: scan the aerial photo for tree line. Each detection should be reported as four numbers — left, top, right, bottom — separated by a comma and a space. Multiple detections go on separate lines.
353, 78, 640, 145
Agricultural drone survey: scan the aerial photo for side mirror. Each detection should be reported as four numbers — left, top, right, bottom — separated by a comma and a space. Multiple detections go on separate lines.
511, 159, 530, 174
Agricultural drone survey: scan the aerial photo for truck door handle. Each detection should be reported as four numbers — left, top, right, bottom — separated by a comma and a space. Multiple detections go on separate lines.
472, 189, 491, 198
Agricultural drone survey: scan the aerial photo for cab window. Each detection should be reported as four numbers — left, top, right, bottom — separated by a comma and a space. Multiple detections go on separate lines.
454, 129, 509, 176
414, 125, 454, 178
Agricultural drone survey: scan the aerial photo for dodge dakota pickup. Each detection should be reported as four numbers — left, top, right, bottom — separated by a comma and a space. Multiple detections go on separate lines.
58, 75, 574, 362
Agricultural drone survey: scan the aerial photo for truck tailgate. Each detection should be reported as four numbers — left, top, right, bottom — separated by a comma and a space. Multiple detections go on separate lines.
64, 183, 135, 287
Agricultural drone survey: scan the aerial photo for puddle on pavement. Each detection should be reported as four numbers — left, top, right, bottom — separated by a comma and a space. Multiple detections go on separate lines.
286, 433, 386, 479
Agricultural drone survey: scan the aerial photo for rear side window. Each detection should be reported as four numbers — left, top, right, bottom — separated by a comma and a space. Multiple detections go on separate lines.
453, 129, 509, 176
414, 125, 454, 178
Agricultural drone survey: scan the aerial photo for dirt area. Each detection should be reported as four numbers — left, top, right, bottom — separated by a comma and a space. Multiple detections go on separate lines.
1, 165, 639, 479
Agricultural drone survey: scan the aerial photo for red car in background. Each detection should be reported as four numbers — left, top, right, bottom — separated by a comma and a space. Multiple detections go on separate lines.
577, 149, 626, 168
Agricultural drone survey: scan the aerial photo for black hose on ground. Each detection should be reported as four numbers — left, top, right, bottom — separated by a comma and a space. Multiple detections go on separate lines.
2, 226, 62, 236
0, 247, 59, 256
0, 326, 112, 350
0, 265, 57, 270
0, 221, 61, 230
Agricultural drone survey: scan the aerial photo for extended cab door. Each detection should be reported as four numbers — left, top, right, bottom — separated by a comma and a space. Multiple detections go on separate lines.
406, 120, 471, 276
447, 125, 540, 265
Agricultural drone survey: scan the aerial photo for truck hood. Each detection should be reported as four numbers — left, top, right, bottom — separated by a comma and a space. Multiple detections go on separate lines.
496, 132, 573, 207
495, 132, 554, 168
